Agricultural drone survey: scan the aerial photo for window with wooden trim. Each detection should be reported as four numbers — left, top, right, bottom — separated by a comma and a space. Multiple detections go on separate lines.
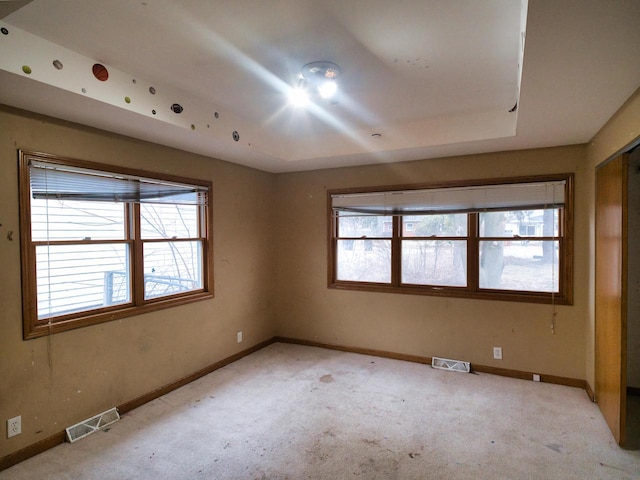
328, 174, 573, 304
19, 151, 214, 339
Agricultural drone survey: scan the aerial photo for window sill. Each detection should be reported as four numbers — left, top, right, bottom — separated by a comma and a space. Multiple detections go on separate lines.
24, 292, 214, 340
328, 281, 572, 305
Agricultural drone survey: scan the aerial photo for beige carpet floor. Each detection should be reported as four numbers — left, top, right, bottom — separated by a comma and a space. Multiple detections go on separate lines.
1, 342, 639, 479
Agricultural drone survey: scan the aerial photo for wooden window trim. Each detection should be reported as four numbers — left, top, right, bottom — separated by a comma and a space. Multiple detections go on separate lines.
327, 174, 574, 305
18, 150, 214, 339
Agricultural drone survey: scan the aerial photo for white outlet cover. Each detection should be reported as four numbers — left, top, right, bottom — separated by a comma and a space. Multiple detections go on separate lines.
237, 331, 242, 343
7, 415, 21, 438
493, 347, 503, 359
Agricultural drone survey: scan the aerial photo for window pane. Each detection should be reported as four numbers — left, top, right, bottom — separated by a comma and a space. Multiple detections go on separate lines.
36, 243, 130, 319
31, 198, 125, 241
144, 241, 203, 299
402, 240, 467, 286
480, 209, 559, 238
141, 202, 200, 239
402, 214, 467, 237
337, 213, 392, 237
479, 240, 559, 292
336, 239, 391, 283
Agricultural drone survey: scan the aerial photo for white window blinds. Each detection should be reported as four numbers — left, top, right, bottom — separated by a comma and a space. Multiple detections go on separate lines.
331, 180, 567, 215
29, 159, 209, 205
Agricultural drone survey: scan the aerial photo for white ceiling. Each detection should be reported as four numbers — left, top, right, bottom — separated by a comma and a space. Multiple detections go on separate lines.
0, 0, 639, 173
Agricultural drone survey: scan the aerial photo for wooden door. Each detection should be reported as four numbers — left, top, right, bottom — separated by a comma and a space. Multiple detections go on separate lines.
595, 154, 628, 446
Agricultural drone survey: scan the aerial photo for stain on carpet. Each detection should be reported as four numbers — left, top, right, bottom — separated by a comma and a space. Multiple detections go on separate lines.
545, 443, 563, 453
357, 455, 400, 477
320, 374, 334, 383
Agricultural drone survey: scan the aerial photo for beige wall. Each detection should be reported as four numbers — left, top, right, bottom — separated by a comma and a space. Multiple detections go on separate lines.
0, 106, 277, 457
274, 145, 590, 380
585, 87, 640, 389
3, 85, 639, 462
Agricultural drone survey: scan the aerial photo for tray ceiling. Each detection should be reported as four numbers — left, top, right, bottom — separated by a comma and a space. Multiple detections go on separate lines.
1, 1, 639, 172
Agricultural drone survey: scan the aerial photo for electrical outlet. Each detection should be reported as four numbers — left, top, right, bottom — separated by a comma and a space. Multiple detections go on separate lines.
493, 347, 503, 360
533, 374, 541, 382
237, 331, 243, 343
7, 416, 21, 438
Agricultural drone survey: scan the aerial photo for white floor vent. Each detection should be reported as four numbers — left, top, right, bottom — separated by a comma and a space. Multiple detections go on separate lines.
65, 407, 120, 443
431, 356, 471, 373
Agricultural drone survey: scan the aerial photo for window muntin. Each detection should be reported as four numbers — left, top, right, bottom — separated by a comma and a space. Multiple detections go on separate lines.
19, 151, 213, 339
329, 175, 573, 304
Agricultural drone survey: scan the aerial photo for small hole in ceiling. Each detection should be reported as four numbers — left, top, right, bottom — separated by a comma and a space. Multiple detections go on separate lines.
82, 88, 87, 93
371, 133, 382, 138
132, 79, 137, 84
152, 109, 156, 115
214, 112, 219, 119
22, 65, 32, 75
1, 27, 8, 35
232, 131, 240, 142
52, 59, 63, 70
170, 103, 183, 114
124, 96, 131, 104
207, 124, 210, 128
149, 86, 156, 95
191, 124, 196, 130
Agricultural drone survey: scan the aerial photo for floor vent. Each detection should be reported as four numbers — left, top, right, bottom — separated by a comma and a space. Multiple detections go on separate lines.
431, 356, 471, 373
65, 407, 120, 443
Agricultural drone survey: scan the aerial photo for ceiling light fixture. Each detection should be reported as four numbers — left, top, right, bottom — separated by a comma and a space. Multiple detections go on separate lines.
288, 87, 309, 107
289, 61, 341, 107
